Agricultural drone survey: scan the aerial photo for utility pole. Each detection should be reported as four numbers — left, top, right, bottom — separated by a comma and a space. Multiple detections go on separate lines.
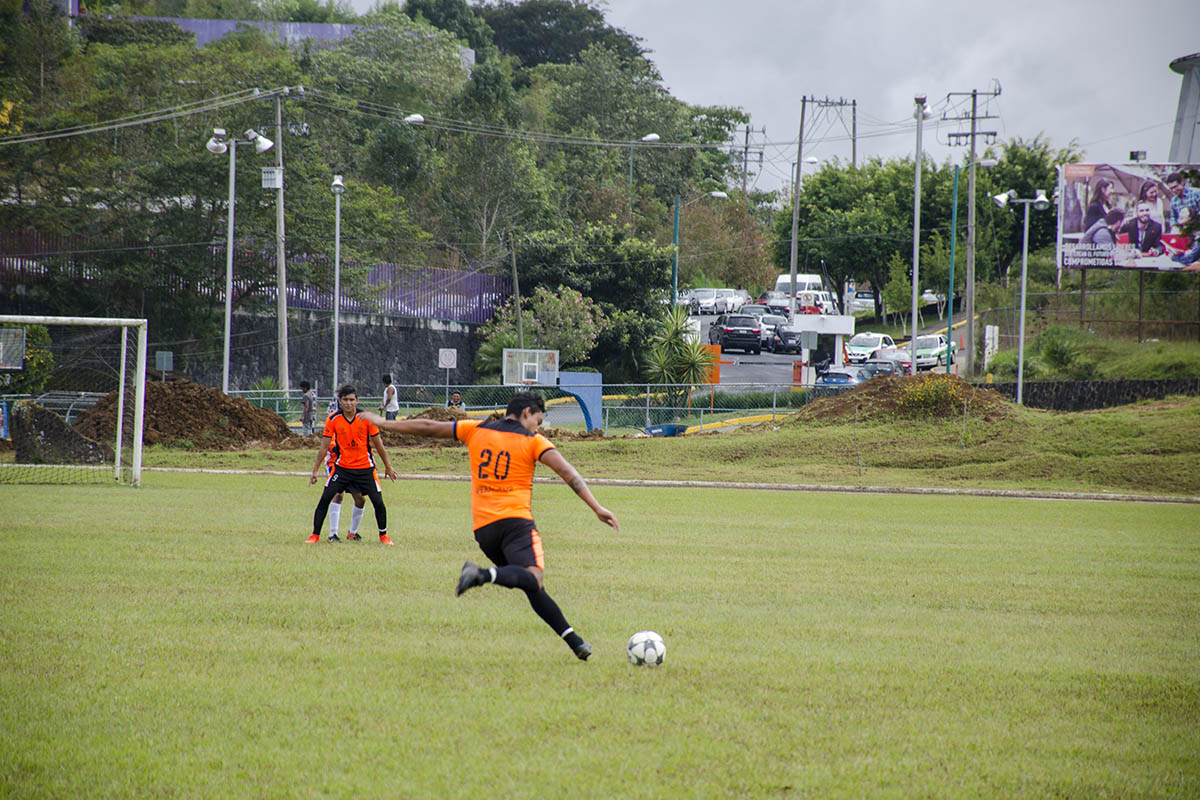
742, 125, 750, 195
510, 232, 523, 349
739, 126, 764, 196
788, 98, 808, 318
274, 89, 289, 392
851, 100, 857, 168
946, 85, 1000, 377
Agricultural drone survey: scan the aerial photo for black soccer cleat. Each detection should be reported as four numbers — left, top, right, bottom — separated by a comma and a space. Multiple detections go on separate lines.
346, 532, 362, 541
455, 561, 488, 597
571, 640, 592, 661
328, 533, 341, 543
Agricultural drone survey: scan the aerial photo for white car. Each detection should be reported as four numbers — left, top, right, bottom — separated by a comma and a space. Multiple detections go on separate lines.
846, 332, 896, 363
715, 288, 740, 313
758, 314, 788, 348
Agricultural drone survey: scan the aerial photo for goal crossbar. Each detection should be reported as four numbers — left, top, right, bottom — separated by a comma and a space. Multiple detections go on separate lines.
0, 314, 147, 486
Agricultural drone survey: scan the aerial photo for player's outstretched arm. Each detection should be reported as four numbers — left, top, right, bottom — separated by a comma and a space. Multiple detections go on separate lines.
359, 410, 456, 439
539, 449, 619, 531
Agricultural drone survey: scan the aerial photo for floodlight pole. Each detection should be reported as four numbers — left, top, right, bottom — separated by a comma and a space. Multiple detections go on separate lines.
910, 95, 927, 376
331, 177, 344, 395
222, 140, 237, 394
1017, 200, 1031, 405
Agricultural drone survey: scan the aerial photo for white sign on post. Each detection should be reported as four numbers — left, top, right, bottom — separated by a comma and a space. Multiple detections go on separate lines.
438, 348, 457, 405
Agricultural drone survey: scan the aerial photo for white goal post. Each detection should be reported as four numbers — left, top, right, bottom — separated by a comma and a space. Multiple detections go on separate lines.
0, 314, 147, 486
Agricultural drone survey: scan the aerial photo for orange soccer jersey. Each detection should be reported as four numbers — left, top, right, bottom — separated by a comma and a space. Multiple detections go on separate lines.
454, 417, 554, 529
322, 412, 379, 470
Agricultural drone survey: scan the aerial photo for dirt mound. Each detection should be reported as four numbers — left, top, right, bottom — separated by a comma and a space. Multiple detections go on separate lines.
792, 374, 1012, 422
74, 380, 292, 448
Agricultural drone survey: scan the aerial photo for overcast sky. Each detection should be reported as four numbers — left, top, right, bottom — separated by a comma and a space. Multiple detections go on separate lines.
598, 0, 1198, 193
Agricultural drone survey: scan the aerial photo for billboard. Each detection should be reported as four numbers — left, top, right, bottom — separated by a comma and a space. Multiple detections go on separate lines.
1058, 163, 1200, 271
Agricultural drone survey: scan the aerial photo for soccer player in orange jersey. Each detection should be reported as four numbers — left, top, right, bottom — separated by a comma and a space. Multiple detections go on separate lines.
361, 393, 618, 660
308, 385, 398, 545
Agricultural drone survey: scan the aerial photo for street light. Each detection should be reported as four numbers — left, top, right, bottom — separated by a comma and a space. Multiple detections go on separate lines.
403, 113, 424, 125
786, 156, 819, 316
206, 127, 274, 394
909, 95, 932, 376
672, 190, 728, 304
944, 158, 997, 373
629, 133, 659, 221
992, 188, 1050, 404
330, 174, 345, 395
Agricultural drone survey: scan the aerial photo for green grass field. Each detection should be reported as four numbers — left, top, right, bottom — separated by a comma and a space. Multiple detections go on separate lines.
2, 471, 1198, 798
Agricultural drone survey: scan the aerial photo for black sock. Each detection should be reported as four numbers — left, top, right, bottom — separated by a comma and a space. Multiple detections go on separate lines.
493, 565, 538, 593
526, 588, 573, 638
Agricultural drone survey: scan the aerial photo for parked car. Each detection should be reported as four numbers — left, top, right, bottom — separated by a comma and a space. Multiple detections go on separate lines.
845, 332, 896, 363
814, 367, 870, 386
872, 347, 913, 375
739, 304, 771, 318
758, 314, 788, 348
850, 289, 878, 314
676, 289, 694, 308
715, 288, 741, 313
707, 313, 762, 354
734, 288, 753, 309
861, 358, 904, 378
813, 291, 840, 315
770, 324, 802, 354
758, 291, 792, 316
913, 334, 956, 369
690, 287, 718, 315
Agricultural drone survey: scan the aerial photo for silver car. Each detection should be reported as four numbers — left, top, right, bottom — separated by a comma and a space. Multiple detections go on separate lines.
759, 314, 788, 348
690, 288, 718, 315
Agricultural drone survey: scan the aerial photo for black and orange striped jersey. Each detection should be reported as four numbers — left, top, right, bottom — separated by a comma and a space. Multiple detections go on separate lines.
454, 417, 554, 529
322, 412, 379, 470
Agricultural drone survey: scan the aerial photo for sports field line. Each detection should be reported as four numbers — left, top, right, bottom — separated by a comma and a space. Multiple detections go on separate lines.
144, 466, 1200, 504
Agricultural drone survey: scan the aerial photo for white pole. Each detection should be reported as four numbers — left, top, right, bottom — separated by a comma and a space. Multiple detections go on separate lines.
910, 97, 924, 375
132, 321, 147, 487
1017, 202, 1030, 405
222, 141, 237, 394
114, 326, 127, 481
332, 190, 341, 395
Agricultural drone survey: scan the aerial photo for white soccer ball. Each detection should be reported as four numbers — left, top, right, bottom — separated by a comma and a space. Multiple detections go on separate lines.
626, 630, 666, 667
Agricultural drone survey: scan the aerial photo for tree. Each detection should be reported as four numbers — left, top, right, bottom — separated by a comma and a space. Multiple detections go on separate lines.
479, 0, 643, 68
983, 135, 1082, 281
403, 0, 494, 59
474, 284, 607, 374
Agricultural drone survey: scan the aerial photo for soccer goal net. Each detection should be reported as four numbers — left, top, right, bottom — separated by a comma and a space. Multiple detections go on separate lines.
0, 315, 146, 486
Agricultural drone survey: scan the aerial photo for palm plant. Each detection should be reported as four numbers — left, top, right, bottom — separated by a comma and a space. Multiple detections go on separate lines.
643, 304, 715, 417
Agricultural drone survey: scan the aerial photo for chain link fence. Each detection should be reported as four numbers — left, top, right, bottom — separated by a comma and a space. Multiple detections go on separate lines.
230, 383, 827, 436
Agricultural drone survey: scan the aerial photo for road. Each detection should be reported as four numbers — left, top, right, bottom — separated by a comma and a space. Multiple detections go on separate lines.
695, 313, 797, 386
697, 312, 965, 384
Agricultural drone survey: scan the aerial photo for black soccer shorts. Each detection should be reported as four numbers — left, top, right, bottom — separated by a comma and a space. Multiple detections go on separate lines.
473, 517, 544, 570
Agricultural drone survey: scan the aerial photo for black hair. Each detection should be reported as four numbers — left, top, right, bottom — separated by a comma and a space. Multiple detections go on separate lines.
338, 384, 357, 398
382, 374, 392, 384
299, 380, 311, 391
1104, 209, 1125, 225
1166, 171, 1184, 185
506, 392, 545, 417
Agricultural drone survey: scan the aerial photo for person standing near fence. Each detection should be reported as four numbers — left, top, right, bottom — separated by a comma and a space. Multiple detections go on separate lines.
360, 393, 618, 660
300, 381, 318, 436
380, 374, 400, 420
